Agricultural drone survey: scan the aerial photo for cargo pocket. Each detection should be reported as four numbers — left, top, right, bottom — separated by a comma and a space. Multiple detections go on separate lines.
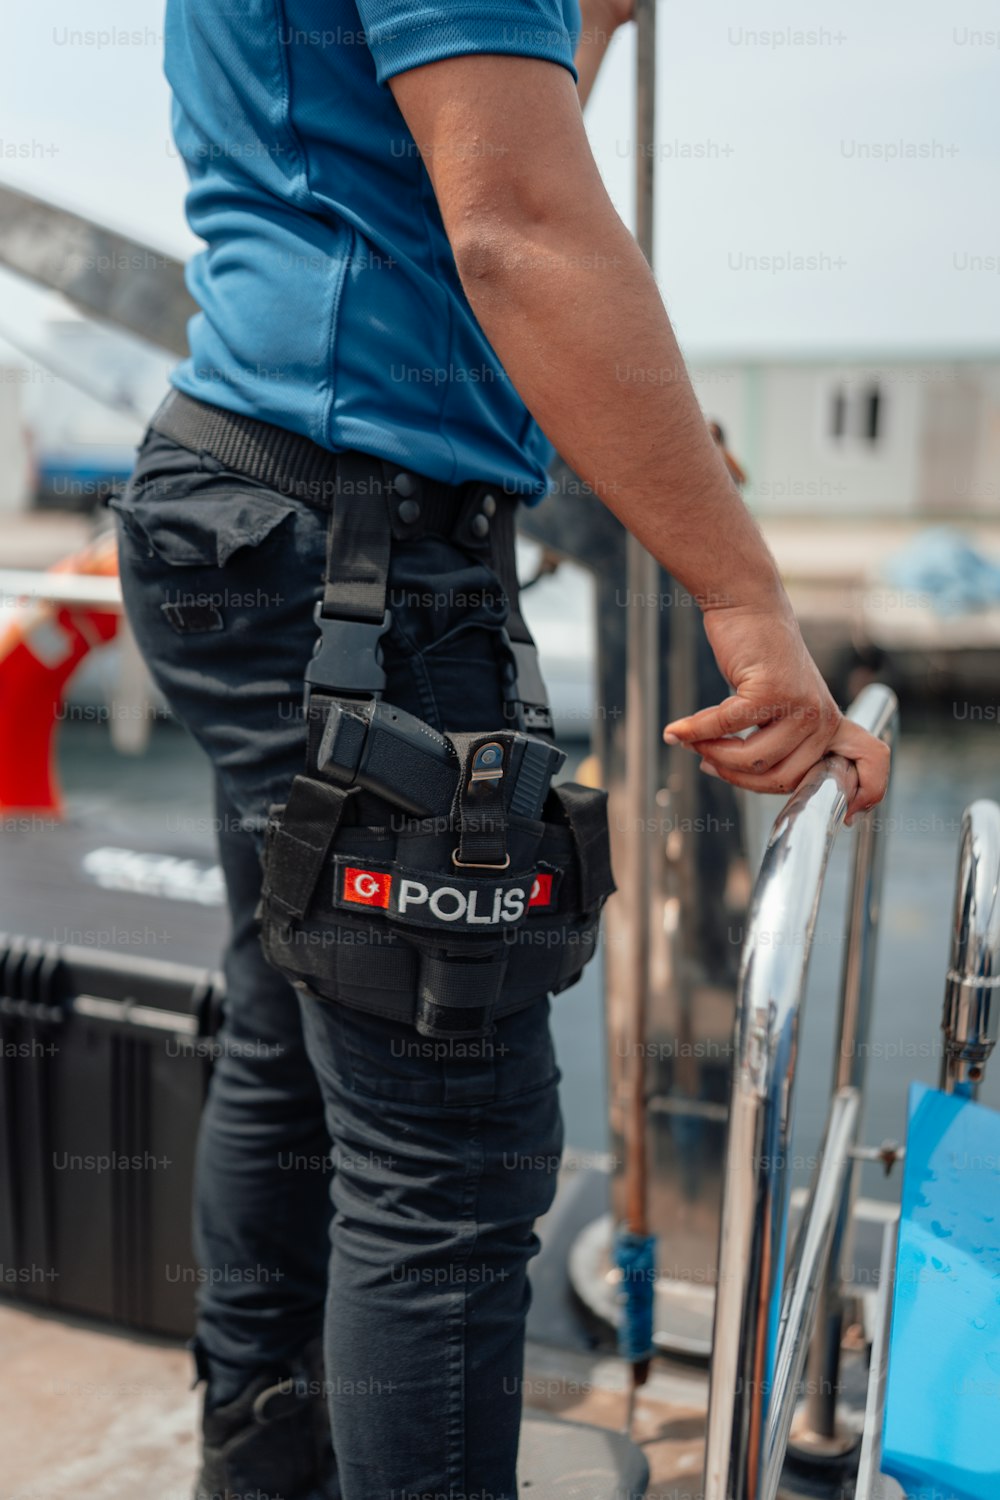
110, 472, 305, 640
109, 482, 297, 569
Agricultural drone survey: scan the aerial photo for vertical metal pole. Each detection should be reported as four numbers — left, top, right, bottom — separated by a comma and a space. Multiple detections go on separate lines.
853, 1219, 899, 1500
634, 0, 657, 270
621, 0, 660, 1250
703, 686, 897, 1500
800, 694, 897, 1447
763, 1088, 861, 1497
939, 800, 1000, 1098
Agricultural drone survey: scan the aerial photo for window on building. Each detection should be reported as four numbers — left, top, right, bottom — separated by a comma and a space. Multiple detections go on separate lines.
831, 387, 847, 440
829, 381, 885, 448
864, 384, 882, 442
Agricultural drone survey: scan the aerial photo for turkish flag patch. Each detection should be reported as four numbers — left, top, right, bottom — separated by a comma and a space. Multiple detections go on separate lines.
528, 873, 555, 909
342, 866, 392, 909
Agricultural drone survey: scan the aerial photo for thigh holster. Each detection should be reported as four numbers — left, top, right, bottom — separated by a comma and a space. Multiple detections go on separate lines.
258, 454, 615, 1039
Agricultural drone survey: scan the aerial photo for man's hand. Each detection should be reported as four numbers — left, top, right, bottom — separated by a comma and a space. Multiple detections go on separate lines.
663, 600, 890, 821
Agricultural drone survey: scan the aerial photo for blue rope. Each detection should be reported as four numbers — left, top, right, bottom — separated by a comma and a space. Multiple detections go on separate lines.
612, 1227, 657, 1362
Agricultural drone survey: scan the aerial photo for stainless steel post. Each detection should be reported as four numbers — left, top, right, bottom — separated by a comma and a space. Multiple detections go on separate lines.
939, 799, 1000, 1097
800, 690, 898, 1446
763, 1086, 860, 1499
702, 685, 898, 1500
853, 1219, 899, 1500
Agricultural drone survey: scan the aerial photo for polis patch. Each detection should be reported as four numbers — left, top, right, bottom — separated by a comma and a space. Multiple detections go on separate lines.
335, 858, 558, 933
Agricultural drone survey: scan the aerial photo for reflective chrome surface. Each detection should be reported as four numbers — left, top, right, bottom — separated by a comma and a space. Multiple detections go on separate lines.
854, 1220, 901, 1500
940, 799, 1000, 1096
801, 685, 898, 1444
763, 1086, 859, 1496
703, 684, 898, 1500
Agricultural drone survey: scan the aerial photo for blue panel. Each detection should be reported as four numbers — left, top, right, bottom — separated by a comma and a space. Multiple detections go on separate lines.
882, 1082, 1000, 1500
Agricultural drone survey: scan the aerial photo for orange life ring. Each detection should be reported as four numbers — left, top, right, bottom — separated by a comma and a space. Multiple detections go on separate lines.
0, 533, 120, 815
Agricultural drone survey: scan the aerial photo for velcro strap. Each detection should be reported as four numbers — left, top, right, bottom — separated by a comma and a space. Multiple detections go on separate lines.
553, 782, 615, 911
263, 776, 350, 920
332, 856, 543, 933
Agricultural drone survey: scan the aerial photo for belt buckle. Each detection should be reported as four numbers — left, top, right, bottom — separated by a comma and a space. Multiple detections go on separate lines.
498, 633, 553, 734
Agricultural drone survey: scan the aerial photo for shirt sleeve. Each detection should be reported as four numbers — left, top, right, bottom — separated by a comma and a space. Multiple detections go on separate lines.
355, 0, 580, 87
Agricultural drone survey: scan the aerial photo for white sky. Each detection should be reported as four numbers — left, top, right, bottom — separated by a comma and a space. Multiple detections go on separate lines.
0, 0, 998, 357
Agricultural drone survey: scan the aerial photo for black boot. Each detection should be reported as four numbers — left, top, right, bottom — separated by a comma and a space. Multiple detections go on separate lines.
194, 1337, 338, 1500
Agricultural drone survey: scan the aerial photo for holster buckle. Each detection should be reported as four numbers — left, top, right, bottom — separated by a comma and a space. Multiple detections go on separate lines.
499, 633, 553, 733
304, 605, 391, 708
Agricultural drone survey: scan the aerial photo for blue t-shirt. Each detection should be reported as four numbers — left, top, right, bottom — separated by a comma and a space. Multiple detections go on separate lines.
164, 0, 581, 499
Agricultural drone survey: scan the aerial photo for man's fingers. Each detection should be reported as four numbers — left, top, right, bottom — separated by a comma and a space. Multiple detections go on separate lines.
829, 719, 891, 819
664, 695, 768, 745
686, 718, 810, 775
665, 682, 890, 821
696, 719, 891, 822
697, 738, 828, 800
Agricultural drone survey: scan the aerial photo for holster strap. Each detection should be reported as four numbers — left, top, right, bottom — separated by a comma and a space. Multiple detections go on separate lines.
415, 953, 509, 1039
448, 731, 512, 869
554, 783, 616, 910
262, 776, 350, 920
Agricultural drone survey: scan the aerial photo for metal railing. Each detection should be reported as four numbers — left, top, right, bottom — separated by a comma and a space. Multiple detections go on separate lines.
854, 795, 1000, 1499
703, 682, 899, 1500
853, 1217, 900, 1500
939, 799, 1000, 1097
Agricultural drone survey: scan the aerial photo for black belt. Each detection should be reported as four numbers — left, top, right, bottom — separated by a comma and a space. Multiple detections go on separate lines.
150, 389, 343, 505
149, 388, 509, 531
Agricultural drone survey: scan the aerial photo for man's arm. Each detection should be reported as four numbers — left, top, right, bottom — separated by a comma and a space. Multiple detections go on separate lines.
388, 54, 889, 816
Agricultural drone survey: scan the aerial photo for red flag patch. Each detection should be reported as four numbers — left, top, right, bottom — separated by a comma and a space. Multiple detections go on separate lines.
342, 866, 392, 909
528, 873, 554, 909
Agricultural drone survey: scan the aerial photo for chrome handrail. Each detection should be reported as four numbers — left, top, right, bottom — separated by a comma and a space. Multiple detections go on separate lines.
703, 682, 899, 1500
853, 796, 1000, 1498
940, 799, 1000, 1096
762, 1084, 859, 1494
801, 684, 897, 1449
853, 1218, 899, 1500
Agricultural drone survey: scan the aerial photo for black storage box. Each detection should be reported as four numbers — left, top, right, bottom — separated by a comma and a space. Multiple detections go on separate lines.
0, 936, 223, 1337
